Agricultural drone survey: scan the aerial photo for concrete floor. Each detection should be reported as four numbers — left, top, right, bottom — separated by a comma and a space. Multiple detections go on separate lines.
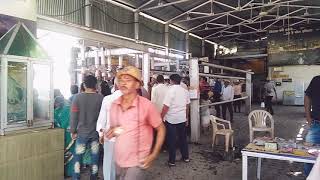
67, 105, 308, 180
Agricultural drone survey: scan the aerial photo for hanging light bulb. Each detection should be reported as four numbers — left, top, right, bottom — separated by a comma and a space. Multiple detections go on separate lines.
205, 24, 209, 30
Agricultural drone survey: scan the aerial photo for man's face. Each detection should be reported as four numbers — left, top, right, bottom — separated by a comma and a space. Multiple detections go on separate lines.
118, 74, 140, 95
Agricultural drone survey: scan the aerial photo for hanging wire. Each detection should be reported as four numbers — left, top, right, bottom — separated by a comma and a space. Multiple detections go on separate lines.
92, 4, 135, 24
41, 4, 90, 17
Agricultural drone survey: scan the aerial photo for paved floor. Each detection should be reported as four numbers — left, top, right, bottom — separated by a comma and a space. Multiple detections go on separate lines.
67, 105, 309, 180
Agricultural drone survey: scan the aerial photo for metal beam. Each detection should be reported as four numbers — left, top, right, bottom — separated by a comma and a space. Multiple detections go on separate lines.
187, 14, 227, 32
166, 0, 211, 23
209, 31, 266, 39
176, 0, 303, 23
212, 0, 237, 10
37, 16, 149, 52
142, 0, 192, 11
137, 0, 156, 10
204, 4, 303, 39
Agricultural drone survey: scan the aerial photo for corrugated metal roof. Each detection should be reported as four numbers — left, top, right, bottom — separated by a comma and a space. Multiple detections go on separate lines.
115, 0, 320, 43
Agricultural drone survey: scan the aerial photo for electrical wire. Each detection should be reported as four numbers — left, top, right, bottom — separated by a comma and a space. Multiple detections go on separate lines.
39, 2, 203, 47
92, 4, 135, 25
41, 4, 90, 17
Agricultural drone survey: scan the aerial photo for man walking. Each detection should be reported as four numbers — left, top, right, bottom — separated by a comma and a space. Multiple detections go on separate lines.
106, 66, 166, 180
264, 79, 277, 115
70, 75, 104, 180
96, 86, 122, 180
304, 75, 320, 176
161, 74, 190, 167
222, 80, 234, 122
151, 75, 169, 113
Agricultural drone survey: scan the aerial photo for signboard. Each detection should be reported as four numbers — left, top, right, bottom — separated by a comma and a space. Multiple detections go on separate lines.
0, 0, 36, 21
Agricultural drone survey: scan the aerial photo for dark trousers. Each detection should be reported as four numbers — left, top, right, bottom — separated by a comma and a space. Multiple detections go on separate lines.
213, 94, 221, 118
265, 96, 274, 115
233, 95, 241, 113
166, 122, 189, 163
222, 102, 233, 122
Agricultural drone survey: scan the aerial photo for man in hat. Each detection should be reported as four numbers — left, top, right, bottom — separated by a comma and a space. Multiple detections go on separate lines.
222, 79, 234, 122
105, 66, 166, 180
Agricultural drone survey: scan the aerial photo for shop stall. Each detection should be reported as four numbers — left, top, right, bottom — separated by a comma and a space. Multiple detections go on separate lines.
0, 22, 53, 135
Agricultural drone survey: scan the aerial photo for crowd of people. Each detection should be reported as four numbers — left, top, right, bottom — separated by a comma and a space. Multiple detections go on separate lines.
54, 66, 191, 180
53, 67, 285, 180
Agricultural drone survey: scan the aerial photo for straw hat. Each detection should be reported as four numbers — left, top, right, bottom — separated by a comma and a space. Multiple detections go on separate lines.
116, 66, 142, 83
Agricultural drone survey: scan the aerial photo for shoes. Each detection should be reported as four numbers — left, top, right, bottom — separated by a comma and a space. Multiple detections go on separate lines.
182, 158, 190, 163
167, 162, 176, 167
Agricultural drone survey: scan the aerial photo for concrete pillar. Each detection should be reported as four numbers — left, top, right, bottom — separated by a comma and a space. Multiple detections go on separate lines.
100, 47, 106, 66
150, 57, 155, 70
185, 33, 190, 59
118, 55, 123, 68
107, 50, 112, 71
142, 53, 150, 91
135, 54, 140, 68
164, 24, 169, 60
245, 73, 252, 114
95, 50, 99, 68
176, 59, 180, 72
189, 58, 200, 143
134, 12, 139, 41
85, 0, 91, 27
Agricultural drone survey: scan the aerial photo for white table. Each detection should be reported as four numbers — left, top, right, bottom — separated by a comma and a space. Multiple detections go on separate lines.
242, 149, 317, 180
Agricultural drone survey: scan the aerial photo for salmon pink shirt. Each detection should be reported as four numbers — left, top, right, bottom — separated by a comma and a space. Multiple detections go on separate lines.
110, 95, 162, 167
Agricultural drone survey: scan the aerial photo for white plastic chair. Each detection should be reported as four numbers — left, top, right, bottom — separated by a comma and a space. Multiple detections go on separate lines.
248, 110, 274, 142
210, 116, 234, 152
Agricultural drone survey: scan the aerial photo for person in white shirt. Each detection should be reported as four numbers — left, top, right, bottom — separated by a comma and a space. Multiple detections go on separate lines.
222, 80, 234, 122
161, 74, 190, 167
151, 75, 169, 113
96, 89, 122, 180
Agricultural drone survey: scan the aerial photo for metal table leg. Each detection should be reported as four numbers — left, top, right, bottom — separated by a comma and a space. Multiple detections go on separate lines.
257, 157, 262, 180
242, 155, 248, 180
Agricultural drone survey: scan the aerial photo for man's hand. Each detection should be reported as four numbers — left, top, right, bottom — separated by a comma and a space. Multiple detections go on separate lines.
71, 133, 77, 140
99, 136, 104, 144
105, 127, 124, 139
140, 154, 157, 169
185, 120, 189, 127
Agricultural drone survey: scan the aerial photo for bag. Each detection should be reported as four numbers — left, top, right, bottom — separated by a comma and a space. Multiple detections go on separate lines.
260, 102, 265, 108
307, 154, 320, 180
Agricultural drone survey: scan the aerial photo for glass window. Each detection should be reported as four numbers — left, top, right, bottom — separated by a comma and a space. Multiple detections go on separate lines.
7, 61, 27, 123
33, 64, 50, 121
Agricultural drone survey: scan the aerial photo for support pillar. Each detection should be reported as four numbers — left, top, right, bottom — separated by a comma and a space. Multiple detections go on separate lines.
85, 0, 91, 27
142, 53, 150, 91
134, 12, 139, 42
100, 47, 106, 66
118, 55, 123, 69
135, 54, 140, 68
245, 73, 252, 114
107, 50, 112, 71
189, 58, 200, 143
150, 57, 155, 70
185, 33, 190, 59
94, 50, 100, 68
